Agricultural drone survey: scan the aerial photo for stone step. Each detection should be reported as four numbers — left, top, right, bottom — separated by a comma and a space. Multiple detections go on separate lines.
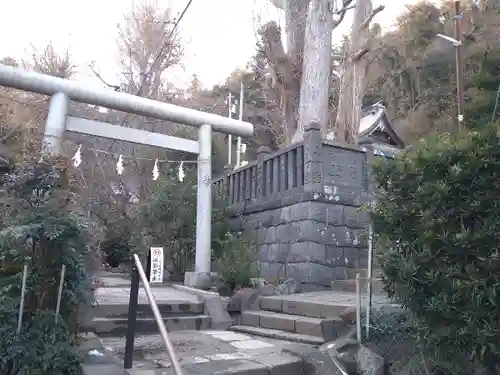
92, 301, 205, 318
123, 353, 303, 375
259, 295, 352, 318
330, 278, 386, 294
89, 314, 211, 336
241, 310, 345, 342
231, 325, 325, 345
343, 268, 383, 279
345, 268, 368, 278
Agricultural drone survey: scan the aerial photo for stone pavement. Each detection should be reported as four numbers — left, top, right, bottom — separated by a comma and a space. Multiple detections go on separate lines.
94, 285, 201, 306
100, 329, 310, 374
97, 271, 178, 289
88, 276, 213, 336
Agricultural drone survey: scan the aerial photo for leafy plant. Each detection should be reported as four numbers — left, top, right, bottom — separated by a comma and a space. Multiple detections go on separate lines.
0, 309, 82, 375
0, 154, 94, 375
215, 233, 259, 292
133, 167, 229, 275
367, 124, 500, 371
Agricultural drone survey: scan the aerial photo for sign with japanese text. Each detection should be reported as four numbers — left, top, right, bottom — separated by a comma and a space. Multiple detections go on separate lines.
149, 247, 164, 283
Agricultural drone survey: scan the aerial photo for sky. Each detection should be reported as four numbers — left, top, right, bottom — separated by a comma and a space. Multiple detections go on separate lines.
0, 0, 422, 90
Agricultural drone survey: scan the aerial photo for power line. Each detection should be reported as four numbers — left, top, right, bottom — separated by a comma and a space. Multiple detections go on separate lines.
108, 0, 195, 153
135, 0, 194, 98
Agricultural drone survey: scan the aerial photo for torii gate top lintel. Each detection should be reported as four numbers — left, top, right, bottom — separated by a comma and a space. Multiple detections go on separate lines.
0, 63, 244, 288
0, 64, 254, 138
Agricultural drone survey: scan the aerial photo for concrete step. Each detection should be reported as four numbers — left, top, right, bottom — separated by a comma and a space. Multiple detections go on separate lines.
241, 310, 345, 342
89, 314, 211, 336
330, 278, 385, 294
231, 325, 325, 345
92, 301, 205, 318
259, 295, 352, 318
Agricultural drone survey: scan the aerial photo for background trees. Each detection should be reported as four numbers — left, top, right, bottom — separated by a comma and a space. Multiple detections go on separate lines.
2, 0, 500, 272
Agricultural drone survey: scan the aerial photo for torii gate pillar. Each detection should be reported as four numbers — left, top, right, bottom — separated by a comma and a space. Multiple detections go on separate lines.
0, 64, 254, 289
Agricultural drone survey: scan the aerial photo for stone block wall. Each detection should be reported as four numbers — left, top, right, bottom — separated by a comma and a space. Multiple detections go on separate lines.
217, 122, 388, 291
229, 199, 370, 292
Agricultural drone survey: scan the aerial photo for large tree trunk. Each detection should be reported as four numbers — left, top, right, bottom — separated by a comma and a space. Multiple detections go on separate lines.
283, 0, 309, 143
262, 0, 309, 144
263, 0, 355, 145
294, 0, 333, 142
334, 0, 384, 144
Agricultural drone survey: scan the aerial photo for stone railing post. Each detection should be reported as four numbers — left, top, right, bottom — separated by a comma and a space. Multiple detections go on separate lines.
256, 146, 271, 198
222, 164, 233, 198
303, 121, 323, 193
358, 140, 375, 196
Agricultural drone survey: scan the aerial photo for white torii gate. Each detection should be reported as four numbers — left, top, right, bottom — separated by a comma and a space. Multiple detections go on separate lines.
0, 64, 254, 289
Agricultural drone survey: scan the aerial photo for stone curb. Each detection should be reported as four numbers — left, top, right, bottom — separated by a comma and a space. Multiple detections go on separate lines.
172, 285, 232, 330
172, 285, 218, 297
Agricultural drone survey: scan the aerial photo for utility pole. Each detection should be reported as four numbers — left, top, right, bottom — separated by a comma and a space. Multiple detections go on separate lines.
236, 82, 244, 169
453, 0, 465, 130
226, 92, 233, 165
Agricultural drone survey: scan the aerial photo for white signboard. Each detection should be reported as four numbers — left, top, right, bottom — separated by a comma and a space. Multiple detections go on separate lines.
149, 247, 164, 283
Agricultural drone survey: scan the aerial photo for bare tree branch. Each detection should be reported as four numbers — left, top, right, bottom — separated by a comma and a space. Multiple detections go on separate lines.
88, 64, 121, 91
259, 21, 299, 143
334, 0, 383, 143
268, 0, 285, 9
333, 0, 356, 29
360, 4, 385, 29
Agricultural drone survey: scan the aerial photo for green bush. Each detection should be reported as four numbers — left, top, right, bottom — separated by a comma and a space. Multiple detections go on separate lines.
367, 124, 500, 370
134, 167, 229, 275
0, 310, 82, 375
0, 155, 95, 374
215, 233, 259, 292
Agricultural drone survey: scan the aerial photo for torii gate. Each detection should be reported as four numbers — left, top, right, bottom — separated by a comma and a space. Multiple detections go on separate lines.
0, 64, 254, 289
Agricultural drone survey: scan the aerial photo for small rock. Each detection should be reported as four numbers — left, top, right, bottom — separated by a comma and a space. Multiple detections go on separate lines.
227, 288, 261, 312
356, 345, 385, 375
217, 284, 233, 297
338, 307, 357, 325
258, 284, 278, 296
88, 349, 104, 357
250, 277, 268, 288
320, 337, 359, 374
301, 350, 349, 375
275, 278, 297, 295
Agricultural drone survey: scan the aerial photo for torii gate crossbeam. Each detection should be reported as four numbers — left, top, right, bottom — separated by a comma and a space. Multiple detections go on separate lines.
0, 65, 253, 136
0, 64, 254, 289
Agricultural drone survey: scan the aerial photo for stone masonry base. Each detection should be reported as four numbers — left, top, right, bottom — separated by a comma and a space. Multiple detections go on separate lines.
231, 199, 369, 291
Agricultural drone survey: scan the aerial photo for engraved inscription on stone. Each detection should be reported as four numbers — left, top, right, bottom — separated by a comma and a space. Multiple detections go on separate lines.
322, 145, 365, 186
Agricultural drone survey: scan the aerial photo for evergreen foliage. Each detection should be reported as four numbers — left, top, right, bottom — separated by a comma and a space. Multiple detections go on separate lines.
133, 167, 230, 275
0, 155, 95, 375
368, 124, 500, 370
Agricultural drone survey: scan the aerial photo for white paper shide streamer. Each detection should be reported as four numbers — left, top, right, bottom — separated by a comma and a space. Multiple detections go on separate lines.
116, 155, 124, 175
178, 161, 185, 182
152, 159, 159, 181
72, 145, 82, 168
70, 145, 192, 181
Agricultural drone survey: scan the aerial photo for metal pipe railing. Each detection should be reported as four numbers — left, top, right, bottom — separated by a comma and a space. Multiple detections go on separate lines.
132, 254, 184, 375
